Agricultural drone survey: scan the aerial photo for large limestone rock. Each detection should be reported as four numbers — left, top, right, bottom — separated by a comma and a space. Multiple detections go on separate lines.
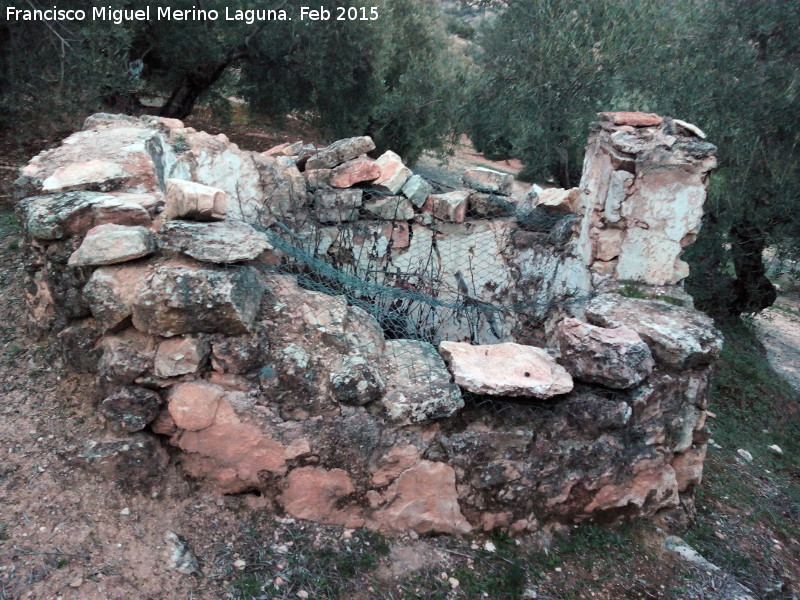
424, 191, 469, 223
375, 461, 471, 534
167, 129, 267, 223
157, 220, 272, 263
68, 223, 154, 266
313, 189, 363, 223
305, 136, 376, 170
21, 192, 151, 240
536, 187, 581, 214
463, 167, 513, 195
381, 340, 463, 424
42, 159, 127, 193
329, 157, 380, 188
131, 264, 265, 337
372, 151, 412, 194
439, 341, 573, 398
282, 467, 363, 528
401, 174, 433, 208
16, 123, 175, 197
585, 294, 723, 368
555, 317, 654, 389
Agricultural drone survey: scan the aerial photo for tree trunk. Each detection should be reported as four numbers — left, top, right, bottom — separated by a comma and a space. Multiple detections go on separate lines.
158, 25, 266, 120
728, 217, 777, 314
159, 57, 236, 120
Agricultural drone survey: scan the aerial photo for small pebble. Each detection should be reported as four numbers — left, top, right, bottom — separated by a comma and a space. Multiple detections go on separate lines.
120, 507, 130, 516
232, 559, 246, 570
449, 577, 460, 589
737, 449, 753, 462
768, 444, 783, 456
484, 541, 496, 552
297, 591, 309, 599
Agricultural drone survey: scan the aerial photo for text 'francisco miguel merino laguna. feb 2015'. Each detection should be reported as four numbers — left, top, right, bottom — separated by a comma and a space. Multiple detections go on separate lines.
5, 5, 381, 24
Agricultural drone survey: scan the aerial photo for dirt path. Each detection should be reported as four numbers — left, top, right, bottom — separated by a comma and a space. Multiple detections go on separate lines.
755, 295, 800, 392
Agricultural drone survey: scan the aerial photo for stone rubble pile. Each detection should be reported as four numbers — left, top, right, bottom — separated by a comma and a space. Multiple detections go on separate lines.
15, 111, 722, 534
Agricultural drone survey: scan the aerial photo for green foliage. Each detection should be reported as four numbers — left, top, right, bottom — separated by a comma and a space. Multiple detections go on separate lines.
445, 15, 475, 40
242, 0, 466, 162
464, 0, 673, 186
466, 0, 800, 314
2, 0, 464, 163
0, 4, 133, 133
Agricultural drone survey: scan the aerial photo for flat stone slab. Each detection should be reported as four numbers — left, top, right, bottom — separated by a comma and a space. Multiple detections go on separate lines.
68, 223, 154, 266
305, 136, 376, 170
21, 191, 151, 240
585, 294, 723, 368
158, 220, 272, 263
463, 167, 513, 195
439, 341, 573, 398
42, 159, 126, 193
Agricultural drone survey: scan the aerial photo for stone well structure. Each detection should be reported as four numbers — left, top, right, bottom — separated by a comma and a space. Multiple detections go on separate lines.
15, 111, 722, 534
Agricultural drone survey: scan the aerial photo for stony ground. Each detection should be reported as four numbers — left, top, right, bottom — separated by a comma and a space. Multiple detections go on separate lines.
1, 117, 799, 600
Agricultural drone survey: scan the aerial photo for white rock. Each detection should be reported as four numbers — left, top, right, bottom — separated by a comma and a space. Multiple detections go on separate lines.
737, 449, 753, 462
68, 223, 155, 266
42, 159, 125, 193
372, 150, 412, 194
439, 341, 573, 398
463, 167, 513, 195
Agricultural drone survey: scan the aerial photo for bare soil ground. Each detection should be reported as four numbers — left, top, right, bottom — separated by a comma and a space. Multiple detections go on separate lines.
1, 117, 799, 600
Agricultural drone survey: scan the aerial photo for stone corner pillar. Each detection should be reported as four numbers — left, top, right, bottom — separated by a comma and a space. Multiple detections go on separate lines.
575, 111, 717, 286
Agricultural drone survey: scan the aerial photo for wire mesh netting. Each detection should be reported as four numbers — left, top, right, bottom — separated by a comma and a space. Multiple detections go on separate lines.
256, 185, 593, 350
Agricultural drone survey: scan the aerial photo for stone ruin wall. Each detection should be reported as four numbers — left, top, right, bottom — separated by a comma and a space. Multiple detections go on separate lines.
14, 110, 722, 535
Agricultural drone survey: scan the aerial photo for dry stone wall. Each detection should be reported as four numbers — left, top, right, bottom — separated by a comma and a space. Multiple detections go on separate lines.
15, 111, 722, 534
